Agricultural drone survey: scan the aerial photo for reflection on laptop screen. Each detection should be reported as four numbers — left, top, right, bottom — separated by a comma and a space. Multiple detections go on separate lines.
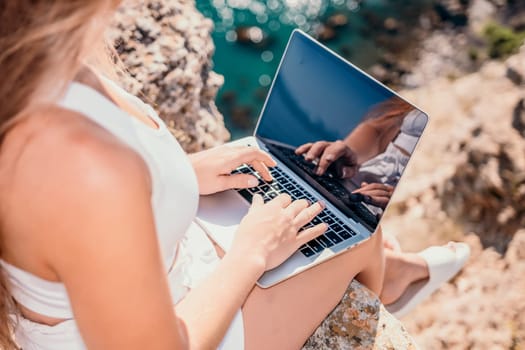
256, 31, 428, 232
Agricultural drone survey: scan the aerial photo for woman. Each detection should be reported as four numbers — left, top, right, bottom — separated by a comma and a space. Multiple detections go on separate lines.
0, 1, 468, 349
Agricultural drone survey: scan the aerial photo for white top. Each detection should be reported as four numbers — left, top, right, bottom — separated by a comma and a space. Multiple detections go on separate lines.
2, 79, 244, 349
355, 110, 426, 188
392, 110, 426, 154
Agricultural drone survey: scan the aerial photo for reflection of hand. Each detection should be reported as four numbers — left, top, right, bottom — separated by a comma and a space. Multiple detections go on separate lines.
189, 145, 276, 195
295, 140, 358, 178
352, 182, 394, 209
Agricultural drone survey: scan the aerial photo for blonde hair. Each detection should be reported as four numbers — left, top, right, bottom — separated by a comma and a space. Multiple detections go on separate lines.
0, 1, 121, 347
0, 0, 120, 136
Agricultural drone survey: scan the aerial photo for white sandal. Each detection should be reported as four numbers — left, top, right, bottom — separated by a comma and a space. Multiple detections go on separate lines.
386, 242, 470, 318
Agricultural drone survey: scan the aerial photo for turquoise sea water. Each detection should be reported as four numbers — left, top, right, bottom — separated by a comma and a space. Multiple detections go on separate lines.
197, 0, 433, 139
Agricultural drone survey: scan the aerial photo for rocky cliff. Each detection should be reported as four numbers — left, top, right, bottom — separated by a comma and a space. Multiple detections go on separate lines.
375, 2, 525, 345
382, 46, 525, 349
108, 0, 230, 153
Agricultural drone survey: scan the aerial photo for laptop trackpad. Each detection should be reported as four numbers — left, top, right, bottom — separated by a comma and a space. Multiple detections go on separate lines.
196, 190, 250, 252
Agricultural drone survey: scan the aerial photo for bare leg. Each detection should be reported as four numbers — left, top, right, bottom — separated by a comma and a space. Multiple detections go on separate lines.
379, 250, 428, 305
242, 229, 384, 350
380, 242, 464, 305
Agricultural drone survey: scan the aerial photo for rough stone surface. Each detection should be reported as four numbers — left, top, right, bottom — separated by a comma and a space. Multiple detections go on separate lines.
402, 0, 524, 89
303, 281, 418, 350
402, 29, 474, 88
107, 0, 230, 152
507, 45, 525, 85
468, 0, 497, 34
382, 46, 525, 349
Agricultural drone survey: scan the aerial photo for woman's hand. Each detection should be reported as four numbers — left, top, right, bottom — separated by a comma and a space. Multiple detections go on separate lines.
295, 140, 359, 178
352, 182, 394, 208
232, 194, 328, 271
189, 145, 277, 195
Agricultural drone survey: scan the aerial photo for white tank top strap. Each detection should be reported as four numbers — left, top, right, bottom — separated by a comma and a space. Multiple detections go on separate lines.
59, 81, 166, 143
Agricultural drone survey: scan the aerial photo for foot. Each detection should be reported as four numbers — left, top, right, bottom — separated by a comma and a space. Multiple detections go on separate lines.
380, 242, 459, 305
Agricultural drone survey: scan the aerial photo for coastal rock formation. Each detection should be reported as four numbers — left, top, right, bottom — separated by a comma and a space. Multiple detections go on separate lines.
303, 281, 418, 350
382, 46, 525, 349
403, 0, 525, 89
108, 0, 230, 152
109, 1, 417, 348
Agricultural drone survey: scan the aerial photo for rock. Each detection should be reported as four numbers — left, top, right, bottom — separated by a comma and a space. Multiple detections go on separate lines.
370, 53, 413, 86
509, 2, 525, 29
506, 45, 525, 85
369, 64, 389, 83
433, 0, 469, 27
302, 280, 418, 350
316, 24, 337, 42
399, 53, 525, 252
506, 229, 525, 263
230, 105, 254, 130
402, 29, 475, 88
468, 0, 496, 34
509, 11, 525, 31
400, 0, 525, 89
327, 13, 349, 28
362, 10, 383, 29
381, 47, 525, 349
384, 17, 400, 34
235, 26, 272, 49
108, 0, 230, 153
512, 98, 525, 135
220, 90, 237, 105
339, 44, 354, 59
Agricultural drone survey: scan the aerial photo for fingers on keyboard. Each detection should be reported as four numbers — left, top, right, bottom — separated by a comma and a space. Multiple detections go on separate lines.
297, 224, 329, 247
294, 201, 325, 227
286, 199, 310, 217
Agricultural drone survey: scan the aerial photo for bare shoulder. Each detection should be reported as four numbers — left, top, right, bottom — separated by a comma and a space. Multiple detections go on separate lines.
1, 107, 186, 349
3, 105, 150, 202
0, 106, 151, 276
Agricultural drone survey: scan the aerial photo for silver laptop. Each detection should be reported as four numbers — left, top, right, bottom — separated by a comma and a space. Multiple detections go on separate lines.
195, 29, 428, 288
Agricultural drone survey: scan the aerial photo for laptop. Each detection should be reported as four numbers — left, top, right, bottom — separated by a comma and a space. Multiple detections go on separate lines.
195, 29, 428, 288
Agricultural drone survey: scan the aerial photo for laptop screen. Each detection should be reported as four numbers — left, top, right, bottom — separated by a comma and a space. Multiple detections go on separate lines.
255, 30, 428, 232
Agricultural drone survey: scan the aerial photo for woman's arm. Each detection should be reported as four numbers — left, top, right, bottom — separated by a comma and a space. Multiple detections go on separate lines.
8, 109, 188, 349
174, 247, 263, 348
182, 145, 327, 347
175, 195, 327, 349
344, 122, 383, 164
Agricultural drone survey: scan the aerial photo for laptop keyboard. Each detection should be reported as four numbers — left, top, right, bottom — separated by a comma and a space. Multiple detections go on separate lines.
232, 164, 358, 258
267, 144, 379, 227
269, 144, 350, 198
